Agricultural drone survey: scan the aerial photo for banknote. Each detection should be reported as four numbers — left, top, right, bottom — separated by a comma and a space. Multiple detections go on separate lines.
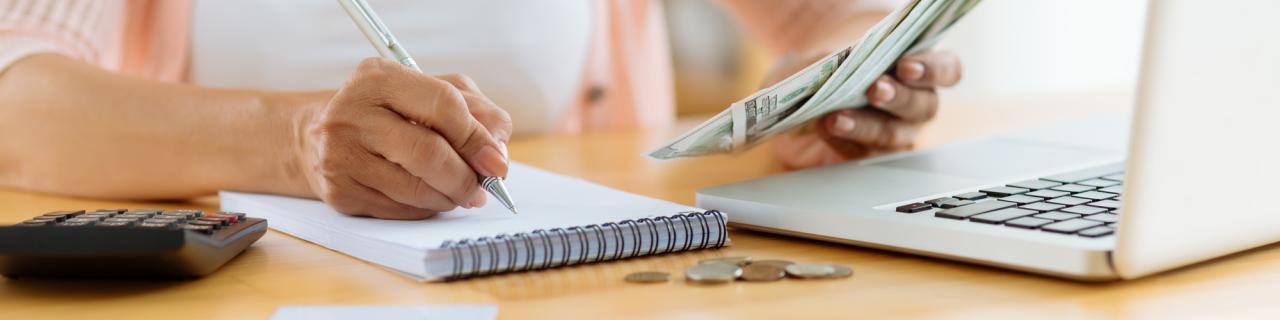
647, 0, 981, 160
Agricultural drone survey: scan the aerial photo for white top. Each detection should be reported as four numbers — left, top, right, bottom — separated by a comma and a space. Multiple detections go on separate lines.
190, 0, 592, 134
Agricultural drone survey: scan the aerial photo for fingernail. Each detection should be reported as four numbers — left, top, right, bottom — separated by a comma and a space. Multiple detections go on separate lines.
497, 141, 509, 160
901, 62, 925, 81
875, 81, 895, 104
474, 145, 508, 177
833, 114, 856, 134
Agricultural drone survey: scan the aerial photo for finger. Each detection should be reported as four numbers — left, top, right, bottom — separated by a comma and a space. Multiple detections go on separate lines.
822, 109, 921, 149
866, 76, 938, 123
323, 176, 442, 220
895, 50, 962, 88
346, 148, 470, 211
355, 58, 509, 178
772, 125, 862, 169
437, 74, 513, 144
362, 106, 484, 206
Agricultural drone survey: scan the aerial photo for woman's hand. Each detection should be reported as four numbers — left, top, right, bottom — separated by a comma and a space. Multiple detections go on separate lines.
295, 58, 512, 219
767, 49, 962, 169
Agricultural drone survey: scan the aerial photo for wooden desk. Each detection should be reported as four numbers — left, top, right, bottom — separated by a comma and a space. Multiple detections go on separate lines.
4, 92, 1280, 319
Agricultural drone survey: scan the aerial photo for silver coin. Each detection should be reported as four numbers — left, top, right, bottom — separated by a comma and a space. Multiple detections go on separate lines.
738, 263, 786, 282
785, 263, 853, 279
686, 262, 742, 284
624, 271, 671, 284
751, 259, 795, 269
699, 256, 752, 266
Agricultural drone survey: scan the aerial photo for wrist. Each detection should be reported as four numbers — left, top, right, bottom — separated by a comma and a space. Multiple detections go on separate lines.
245, 90, 334, 198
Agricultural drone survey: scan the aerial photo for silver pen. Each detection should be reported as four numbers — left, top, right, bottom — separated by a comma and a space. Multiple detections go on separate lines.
337, 0, 518, 214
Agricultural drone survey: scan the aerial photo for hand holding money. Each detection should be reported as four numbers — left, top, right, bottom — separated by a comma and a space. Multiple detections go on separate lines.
773, 49, 962, 169
647, 0, 980, 161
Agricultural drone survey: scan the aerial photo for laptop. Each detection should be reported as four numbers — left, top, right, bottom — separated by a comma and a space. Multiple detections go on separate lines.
696, 0, 1280, 281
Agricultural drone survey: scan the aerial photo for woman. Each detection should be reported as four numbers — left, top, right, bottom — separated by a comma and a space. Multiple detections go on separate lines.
0, 0, 960, 219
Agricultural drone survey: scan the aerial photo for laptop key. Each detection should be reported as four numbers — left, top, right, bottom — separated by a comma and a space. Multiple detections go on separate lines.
1074, 191, 1117, 200
970, 208, 1037, 224
1078, 179, 1120, 188
1041, 164, 1125, 183
1033, 211, 1081, 221
1089, 199, 1123, 210
1098, 185, 1125, 194
1024, 189, 1070, 199
1061, 205, 1107, 215
1020, 202, 1066, 212
1041, 219, 1105, 234
1084, 213, 1120, 223
997, 194, 1042, 205
1078, 226, 1115, 238
1008, 180, 1062, 190
979, 186, 1030, 198
954, 192, 988, 201
896, 203, 932, 213
1005, 217, 1054, 229
936, 201, 1016, 220
1050, 184, 1096, 193
940, 200, 974, 209
925, 197, 956, 208
1047, 196, 1091, 206
1101, 173, 1125, 182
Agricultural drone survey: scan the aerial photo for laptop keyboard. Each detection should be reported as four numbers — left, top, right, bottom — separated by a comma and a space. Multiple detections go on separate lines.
894, 164, 1125, 238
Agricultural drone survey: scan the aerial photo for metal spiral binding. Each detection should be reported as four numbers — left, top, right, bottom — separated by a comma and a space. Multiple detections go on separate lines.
440, 210, 728, 279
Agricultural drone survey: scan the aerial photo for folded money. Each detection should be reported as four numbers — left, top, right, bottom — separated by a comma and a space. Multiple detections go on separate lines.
648, 0, 982, 160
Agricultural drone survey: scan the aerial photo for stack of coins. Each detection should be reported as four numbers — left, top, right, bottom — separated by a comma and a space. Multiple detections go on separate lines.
623, 256, 853, 285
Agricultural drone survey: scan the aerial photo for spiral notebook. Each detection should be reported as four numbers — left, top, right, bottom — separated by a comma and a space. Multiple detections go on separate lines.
220, 163, 729, 281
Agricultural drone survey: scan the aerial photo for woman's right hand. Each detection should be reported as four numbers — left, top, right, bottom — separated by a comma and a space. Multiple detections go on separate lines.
294, 58, 513, 220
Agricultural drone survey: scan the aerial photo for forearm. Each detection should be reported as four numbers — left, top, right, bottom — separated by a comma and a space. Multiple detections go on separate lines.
0, 54, 325, 200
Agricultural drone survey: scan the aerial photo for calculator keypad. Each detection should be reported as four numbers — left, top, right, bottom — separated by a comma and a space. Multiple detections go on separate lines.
17, 209, 249, 234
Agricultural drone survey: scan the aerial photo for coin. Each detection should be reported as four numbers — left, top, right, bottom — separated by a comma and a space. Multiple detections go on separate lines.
686, 262, 742, 284
699, 256, 752, 266
738, 263, 786, 282
751, 259, 795, 269
624, 271, 671, 284
785, 263, 853, 279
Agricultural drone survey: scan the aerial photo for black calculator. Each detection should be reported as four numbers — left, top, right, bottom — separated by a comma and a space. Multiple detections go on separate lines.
0, 209, 266, 278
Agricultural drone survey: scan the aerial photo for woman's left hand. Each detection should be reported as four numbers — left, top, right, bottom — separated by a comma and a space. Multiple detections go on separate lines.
768, 50, 963, 169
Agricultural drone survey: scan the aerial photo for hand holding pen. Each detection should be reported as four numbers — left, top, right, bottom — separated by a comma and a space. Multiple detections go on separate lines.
289, 0, 517, 219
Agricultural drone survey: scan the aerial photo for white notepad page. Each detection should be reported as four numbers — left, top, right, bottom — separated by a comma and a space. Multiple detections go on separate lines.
221, 162, 707, 280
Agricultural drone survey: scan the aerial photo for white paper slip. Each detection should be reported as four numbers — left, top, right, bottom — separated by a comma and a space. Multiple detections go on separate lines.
270, 304, 498, 320
221, 162, 729, 281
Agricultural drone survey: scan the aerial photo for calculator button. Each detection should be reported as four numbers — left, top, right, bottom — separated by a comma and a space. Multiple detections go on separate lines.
104, 217, 138, 223
138, 222, 175, 229
66, 217, 103, 223
96, 221, 132, 227
58, 221, 95, 227
171, 209, 203, 216
207, 213, 240, 224
20, 220, 52, 225
187, 220, 223, 230
117, 213, 154, 219
144, 218, 182, 225
95, 209, 127, 214
132, 208, 164, 214
217, 211, 247, 220
198, 217, 231, 226
32, 216, 66, 222
42, 210, 85, 218
182, 224, 215, 234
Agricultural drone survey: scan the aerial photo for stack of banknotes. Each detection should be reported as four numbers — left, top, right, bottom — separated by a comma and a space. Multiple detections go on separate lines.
648, 0, 982, 159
